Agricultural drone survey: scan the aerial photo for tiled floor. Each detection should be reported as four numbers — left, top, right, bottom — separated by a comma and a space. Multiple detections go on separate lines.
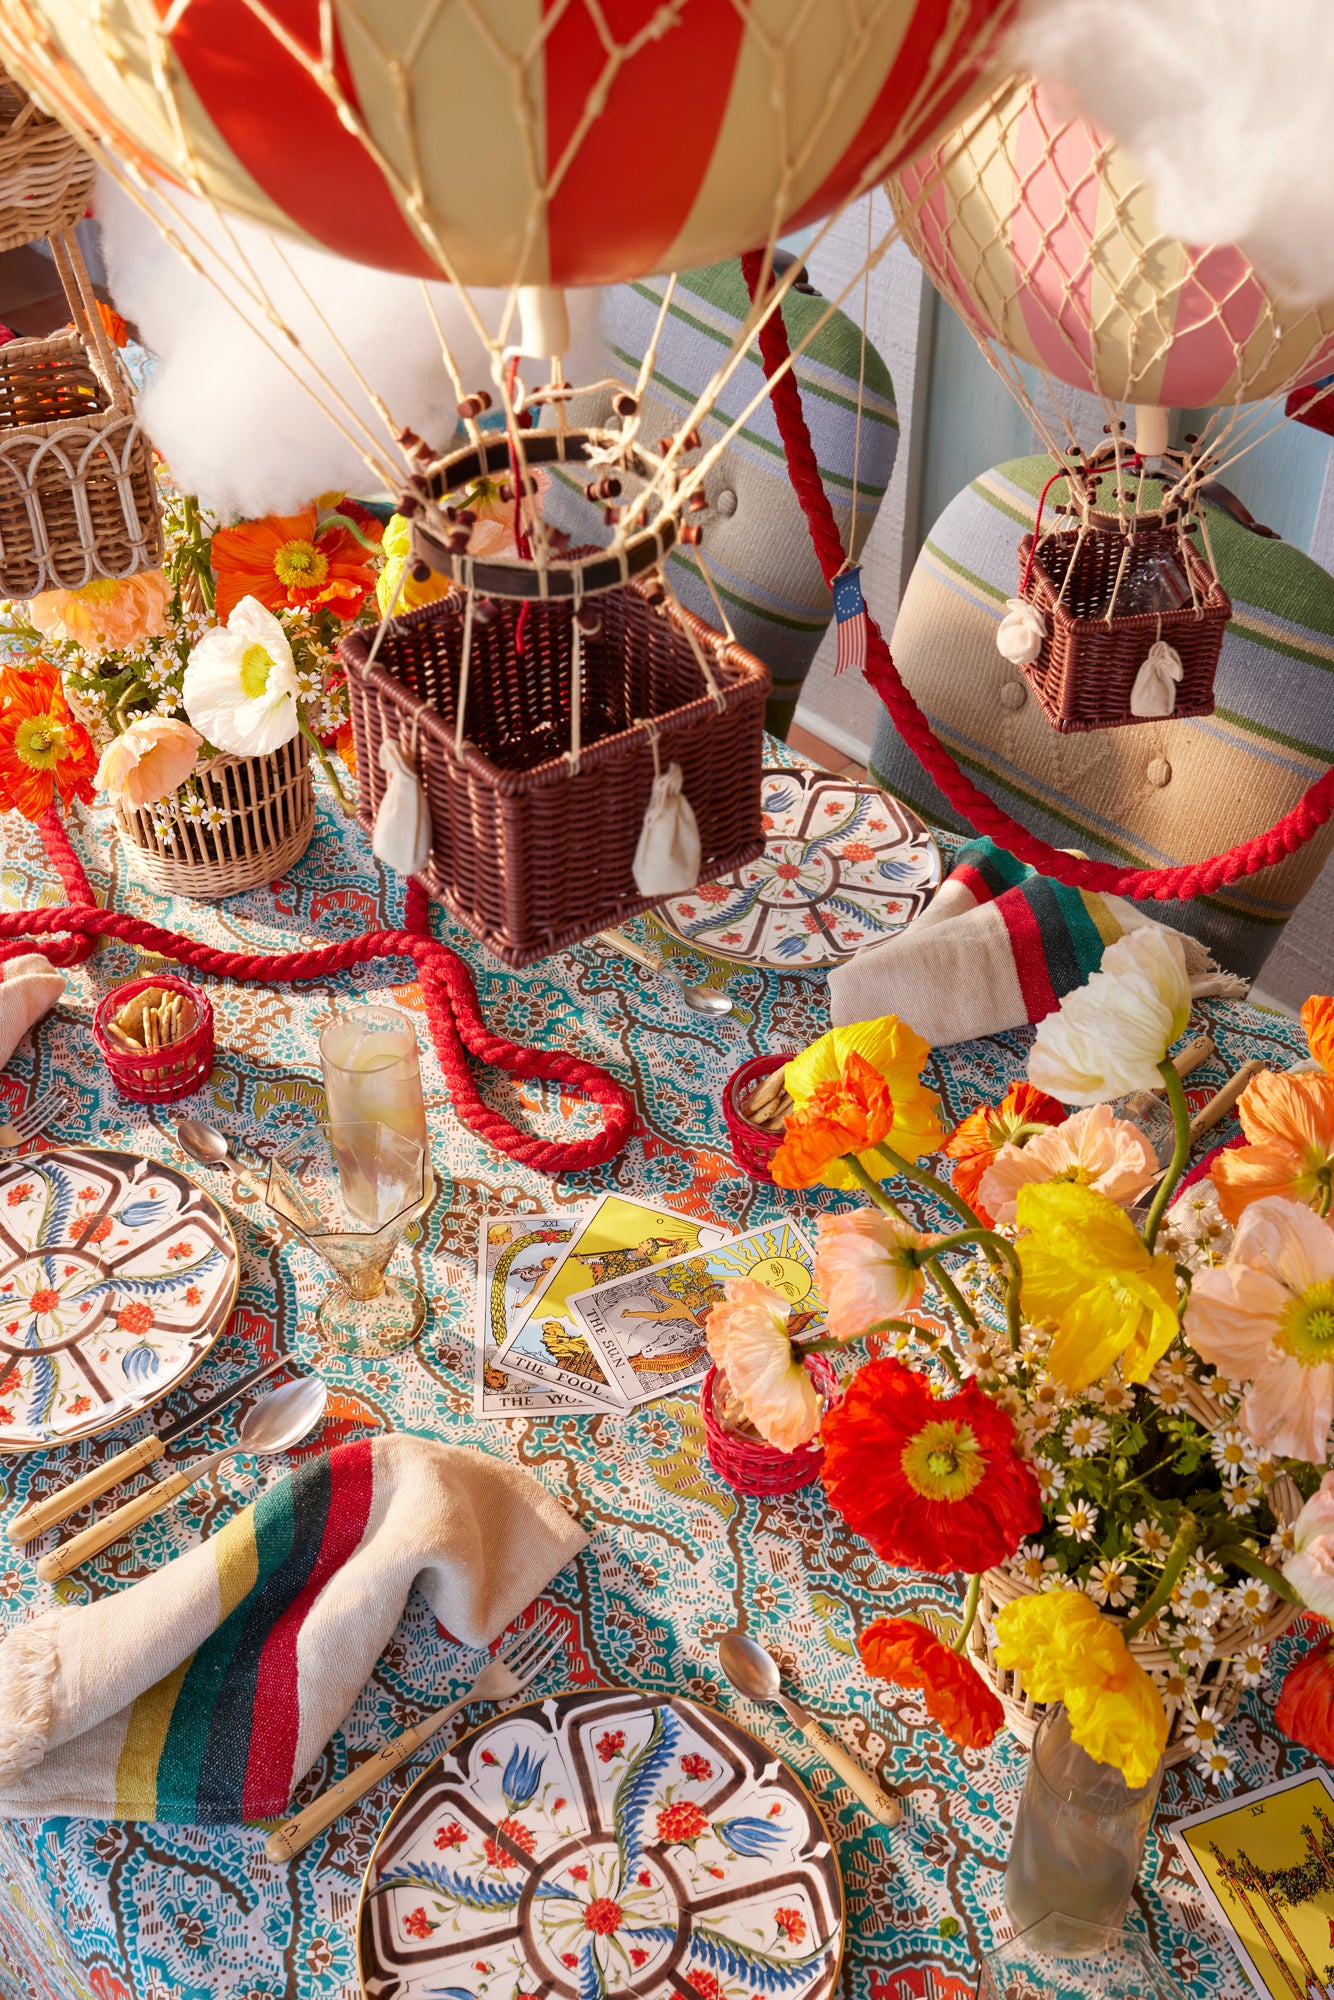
783, 721, 868, 783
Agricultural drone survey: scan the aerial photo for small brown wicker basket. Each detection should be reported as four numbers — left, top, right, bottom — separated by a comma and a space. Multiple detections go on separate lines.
340, 580, 770, 968
1017, 518, 1231, 733
113, 737, 315, 900
0, 230, 162, 599
0, 69, 94, 254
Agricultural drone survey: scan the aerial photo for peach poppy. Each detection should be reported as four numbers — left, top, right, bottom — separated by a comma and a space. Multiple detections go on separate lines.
978, 1103, 1159, 1227
95, 714, 202, 810
705, 1276, 823, 1452
29, 569, 171, 653
813, 1208, 930, 1341
1302, 995, 1334, 1075
1210, 1069, 1334, 1223
942, 1080, 1066, 1223
211, 505, 378, 623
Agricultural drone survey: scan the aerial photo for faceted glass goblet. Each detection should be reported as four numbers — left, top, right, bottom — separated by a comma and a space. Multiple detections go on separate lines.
265, 1120, 427, 1356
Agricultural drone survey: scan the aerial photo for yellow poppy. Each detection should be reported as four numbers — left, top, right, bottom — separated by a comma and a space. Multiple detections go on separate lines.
994, 1589, 1167, 1789
1015, 1180, 1179, 1388
784, 1015, 944, 1192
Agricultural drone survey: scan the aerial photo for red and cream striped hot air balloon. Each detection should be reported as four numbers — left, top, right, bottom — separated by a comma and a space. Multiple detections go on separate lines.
0, 0, 1017, 288
889, 75, 1334, 409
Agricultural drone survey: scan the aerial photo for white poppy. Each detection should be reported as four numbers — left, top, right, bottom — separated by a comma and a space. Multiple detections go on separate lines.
182, 596, 301, 757
1028, 926, 1192, 1104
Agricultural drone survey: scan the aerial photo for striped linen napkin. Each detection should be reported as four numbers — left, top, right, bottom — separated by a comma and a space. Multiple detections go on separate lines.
828, 836, 1247, 1046
0, 1435, 585, 1823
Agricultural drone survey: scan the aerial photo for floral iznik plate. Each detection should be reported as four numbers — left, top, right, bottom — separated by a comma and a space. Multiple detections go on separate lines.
655, 766, 941, 968
0, 1147, 238, 1453
358, 1687, 843, 2000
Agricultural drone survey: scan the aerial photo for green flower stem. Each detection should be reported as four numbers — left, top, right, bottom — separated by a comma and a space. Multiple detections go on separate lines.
1122, 1511, 1198, 1639
950, 1572, 982, 1655
923, 1226, 1023, 1353
1318, 1172, 1332, 1220
804, 1317, 966, 1386
112, 678, 148, 733
1143, 1059, 1192, 1252
873, 1142, 986, 1236
297, 710, 353, 814
926, 1255, 978, 1333
842, 1154, 911, 1221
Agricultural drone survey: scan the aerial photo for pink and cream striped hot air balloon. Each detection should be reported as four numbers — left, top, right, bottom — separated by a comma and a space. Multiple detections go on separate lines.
889, 75, 1334, 409
0, 0, 1017, 288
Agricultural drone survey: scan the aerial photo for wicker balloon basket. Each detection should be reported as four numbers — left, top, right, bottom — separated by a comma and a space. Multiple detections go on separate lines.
113, 737, 314, 899
967, 1473, 1302, 1767
340, 578, 769, 968
0, 229, 162, 599
0, 67, 95, 253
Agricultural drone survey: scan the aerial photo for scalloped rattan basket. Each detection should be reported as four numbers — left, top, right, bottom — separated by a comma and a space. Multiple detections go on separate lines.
0, 230, 162, 599
0, 69, 94, 253
967, 1467, 1301, 1768
113, 737, 314, 900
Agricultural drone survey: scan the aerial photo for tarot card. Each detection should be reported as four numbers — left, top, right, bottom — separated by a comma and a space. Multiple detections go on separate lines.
472, 1211, 599, 1417
567, 1220, 821, 1406
1170, 1767, 1334, 2000
498, 1192, 730, 1404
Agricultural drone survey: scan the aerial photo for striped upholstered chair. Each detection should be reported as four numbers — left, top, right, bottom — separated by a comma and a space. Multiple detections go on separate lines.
546, 259, 898, 737
868, 454, 1334, 981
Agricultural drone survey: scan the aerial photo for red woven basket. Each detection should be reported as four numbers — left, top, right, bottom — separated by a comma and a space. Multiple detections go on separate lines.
1017, 521, 1230, 733
92, 974, 214, 1104
722, 1052, 793, 1182
701, 1355, 837, 1497
339, 579, 769, 968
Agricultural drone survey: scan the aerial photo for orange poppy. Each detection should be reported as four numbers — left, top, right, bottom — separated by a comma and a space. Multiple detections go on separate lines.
771, 1050, 894, 1190
859, 1615, 1004, 1750
0, 659, 97, 821
1302, 995, 1334, 1075
1211, 1068, 1334, 1222
211, 504, 379, 623
941, 1080, 1066, 1224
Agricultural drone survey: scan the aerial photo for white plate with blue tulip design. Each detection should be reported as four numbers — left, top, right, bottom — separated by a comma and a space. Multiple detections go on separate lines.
0, 1147, 238, 1454
654, 766, 941, 969
358, 1687, 843, 2000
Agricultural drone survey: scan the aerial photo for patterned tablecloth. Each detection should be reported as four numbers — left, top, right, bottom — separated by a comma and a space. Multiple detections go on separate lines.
0, 771, 1314, 2000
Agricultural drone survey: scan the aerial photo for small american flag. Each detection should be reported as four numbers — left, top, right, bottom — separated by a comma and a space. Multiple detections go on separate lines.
833, 565, 867, 676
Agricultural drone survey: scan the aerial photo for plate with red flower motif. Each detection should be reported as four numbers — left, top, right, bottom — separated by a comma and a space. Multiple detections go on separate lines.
357, 1687, 844, 2000
654, 767, 941, 969
0, 1147, 238, 1453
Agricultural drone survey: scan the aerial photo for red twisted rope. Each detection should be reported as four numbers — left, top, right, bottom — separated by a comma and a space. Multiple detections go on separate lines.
3, 809, 635, 1174
741, 252, 1334, 903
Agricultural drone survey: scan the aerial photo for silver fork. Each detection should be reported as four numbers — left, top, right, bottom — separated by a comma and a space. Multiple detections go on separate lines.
0, 1084, 66, 1150
265, 1610, 565, 1861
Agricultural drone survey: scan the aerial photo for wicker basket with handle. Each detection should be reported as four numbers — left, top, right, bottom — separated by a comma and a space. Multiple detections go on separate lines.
340, 578, 769, 968
112, 736, 314, 900
0, 68, 95, 253
0, 229, 162, 599
967, 1464, 1301, 1767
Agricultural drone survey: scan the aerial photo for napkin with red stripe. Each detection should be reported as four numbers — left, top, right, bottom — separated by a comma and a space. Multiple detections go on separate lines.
0, 1435, 585, 1823
827, 835, 1246, 1045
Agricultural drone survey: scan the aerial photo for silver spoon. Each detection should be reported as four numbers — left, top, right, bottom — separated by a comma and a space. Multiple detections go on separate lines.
176, 1117, 287, 1236
36, 1375, 329, 1581
599, 928, 734, 1018
719, 1626, 902, 1827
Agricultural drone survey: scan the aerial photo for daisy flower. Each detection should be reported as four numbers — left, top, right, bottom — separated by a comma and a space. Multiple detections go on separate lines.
1224, 1481, 1261, 1519
1184, 1704, 1225, 1756
1147, 1370, 1188, 1413
1210, 1425, 1255, 1484
1175, 1626, 1214, 1669
1133, 1519, 1172, 1556
1064, 1413, 1110, 1458
1237, 1646, 1268, 1687
1174, 1570, 1223, 1626
1090, 1376, 1135, 1416
1056, 1501, 1099, 1542
1229, 1578, 1272, 1623
1033, 1459, 1066, 1504
1086, 1559, 1137, 1608
1200, 1744, 1234, 1786
1270, 1523, 1298, 1559
1010, 1542, 1059, 1589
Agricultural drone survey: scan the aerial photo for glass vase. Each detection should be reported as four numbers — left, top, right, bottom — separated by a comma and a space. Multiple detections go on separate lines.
1004, 1705, 1162, 1954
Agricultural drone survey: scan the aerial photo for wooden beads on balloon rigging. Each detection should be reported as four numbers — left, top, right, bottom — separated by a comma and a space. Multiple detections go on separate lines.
457, 390, 492, 421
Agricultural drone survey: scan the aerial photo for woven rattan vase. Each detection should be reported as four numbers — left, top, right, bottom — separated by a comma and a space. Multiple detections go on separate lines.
0, 68, 94, 253
0, 230, 162, 599
967, 1470, 1302, 1768
113, 737, 314, 899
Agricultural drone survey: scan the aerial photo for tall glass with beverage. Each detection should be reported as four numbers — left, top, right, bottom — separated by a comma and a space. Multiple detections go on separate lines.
319, 1004, 432, 1223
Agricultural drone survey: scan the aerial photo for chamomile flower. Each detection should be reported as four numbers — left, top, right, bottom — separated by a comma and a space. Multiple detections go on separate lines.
201, 804, 229, 828
1252, 1454, 1281, 1487
1159, 1665, 1191, 1703
1133, 1518, 1172, 1556
1010, 1542, 1059, 1588
1086, 1559, 1137, 1608
1184, 1704, 1225, 1756
1033, 1459, 1066, 1504
1175, 1625, 1215, 1669
1148, 1370, 1188, 1414
1057, 1501, 1099, 1542
1269, 1524, 1298, 1559
1065, 1414, 1111, 1458
1175, 1570, 1224, 1627
1200, 1745, 1234, 1786
1229, 1578, 1272, 1624
1093, 1377, 1135, 1417
1237, 1646, 1268, 1687
1224, 1481, 1260, 1519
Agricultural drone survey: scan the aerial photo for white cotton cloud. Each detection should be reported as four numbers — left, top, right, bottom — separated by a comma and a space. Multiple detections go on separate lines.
95, 174, 603, 519
1016, 0, 1334, 304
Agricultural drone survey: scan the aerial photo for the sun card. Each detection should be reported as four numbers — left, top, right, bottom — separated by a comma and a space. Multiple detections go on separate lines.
567, 1220, 821, 1406
1170, 1767, 1334, 2000
498, 1193, 730, 1405
472, 1211, 599, 1418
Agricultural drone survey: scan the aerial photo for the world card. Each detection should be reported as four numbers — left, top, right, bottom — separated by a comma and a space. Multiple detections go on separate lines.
567, 1220, 821, 1406
472, 1210, 598, 1418
1170, 1767, 1334, 2000
498, 1192, 730, 1405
